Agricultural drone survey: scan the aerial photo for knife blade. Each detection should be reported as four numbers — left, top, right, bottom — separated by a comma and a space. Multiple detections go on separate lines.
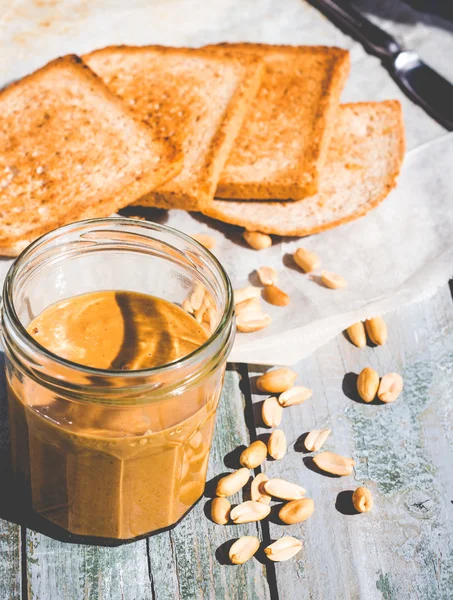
309, 0, 453, 130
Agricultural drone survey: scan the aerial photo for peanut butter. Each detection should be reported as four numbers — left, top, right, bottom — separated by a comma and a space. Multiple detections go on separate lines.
7, 290, 224, 539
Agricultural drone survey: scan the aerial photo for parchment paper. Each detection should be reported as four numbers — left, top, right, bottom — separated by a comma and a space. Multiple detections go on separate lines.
147, 133, 453, 364
1, 0, 453, 366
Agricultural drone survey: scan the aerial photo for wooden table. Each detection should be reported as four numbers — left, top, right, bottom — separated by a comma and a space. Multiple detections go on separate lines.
2, 1, 453, 598
1, 285, 453, 599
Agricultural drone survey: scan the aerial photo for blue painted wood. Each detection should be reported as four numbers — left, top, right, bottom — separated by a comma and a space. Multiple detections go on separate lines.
249, 286, 453, 600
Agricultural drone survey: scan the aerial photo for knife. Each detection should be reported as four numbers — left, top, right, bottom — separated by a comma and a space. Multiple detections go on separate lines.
309, 0, 453, 130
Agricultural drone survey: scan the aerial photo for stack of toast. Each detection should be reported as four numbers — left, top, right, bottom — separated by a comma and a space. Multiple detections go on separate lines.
0, 44, 405, 256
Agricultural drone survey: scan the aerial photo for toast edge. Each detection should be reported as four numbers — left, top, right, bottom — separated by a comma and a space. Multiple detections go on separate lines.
299, 48, 351, 199
0, 153, 183, 257
203, 100, 405, 235
134, 56, 265, 211
214, 46, 351, 201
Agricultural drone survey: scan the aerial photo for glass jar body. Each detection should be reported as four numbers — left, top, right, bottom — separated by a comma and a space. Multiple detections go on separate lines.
2, 218, 234, 540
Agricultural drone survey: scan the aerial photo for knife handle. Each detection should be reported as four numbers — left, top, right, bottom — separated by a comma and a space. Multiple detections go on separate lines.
312, 0, 402, 60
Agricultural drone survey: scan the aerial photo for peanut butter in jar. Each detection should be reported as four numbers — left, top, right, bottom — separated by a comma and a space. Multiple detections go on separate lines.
2, 219, 235, 540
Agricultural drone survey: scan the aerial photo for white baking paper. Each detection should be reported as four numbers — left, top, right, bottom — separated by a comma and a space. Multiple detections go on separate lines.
151, 133, 453, 364
1, 0, 453, 366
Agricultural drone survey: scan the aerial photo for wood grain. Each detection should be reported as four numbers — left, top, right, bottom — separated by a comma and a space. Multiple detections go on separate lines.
23, 368, 271, 600
147, 367, 271, 600
3, 289, 453, 599
0, 351, 22, 600
249, 287, 453, 600
0, 522, 21, 600
26, 532, 152, 600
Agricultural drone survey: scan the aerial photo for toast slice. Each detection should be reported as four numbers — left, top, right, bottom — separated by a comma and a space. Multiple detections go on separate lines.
0, 55, 181, 256
203, 43, 350, 201
84, 45, 263, 212
203, 101, 405, 235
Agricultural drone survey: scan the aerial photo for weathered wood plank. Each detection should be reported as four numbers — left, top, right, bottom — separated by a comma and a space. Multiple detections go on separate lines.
0, 523, 21, 600
25, 367, 271, 600
21, 329, 152, 600
0, 351, 22, 600
249, 286, 453, 600
147, 367, 271, 600
26, 531, 152, 600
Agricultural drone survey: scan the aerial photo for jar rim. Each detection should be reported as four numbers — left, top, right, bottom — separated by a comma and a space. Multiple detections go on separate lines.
2, 217, 235, 381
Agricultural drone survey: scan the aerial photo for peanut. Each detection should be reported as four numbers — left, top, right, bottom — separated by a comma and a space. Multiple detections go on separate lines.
243, 231, 272, 250
278, 386, 312, 407
182, 298, 194, 314
192, 233, 216, 250
229, 536, 260, 565
279, 498, 315, 524
352, 487, 374, 513
194, 305, 207, 324
378, 373, 403, 403
264, 537, 302, 562
263, 478, 306, 501
257, 266, 278, 286
304, 429, 331, 452
235, 296, 262, 317
216, 468, 250, 497
268, 429, 287, 460
240, 440, 268, 469
365, 316, 388, 345
211, 497, 231, 525
256, 368, 297, 394
321, 271, 347, 289
261, 396, 283, 428
250, 473, 272, 505
312, 451, 355, 476
230, 501, 271, 523
236, 312, 272, 333
293, 248, 321, 273
234, 286, 261, 305
262, 285, 290, 307
189, 285, 205, 311
196, 294, 214, 324
205, 306, 216, 332
357, 367, 379, 403
346, 322, 366, 348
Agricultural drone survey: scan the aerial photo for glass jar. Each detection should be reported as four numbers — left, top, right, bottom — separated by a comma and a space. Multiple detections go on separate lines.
1, 218, 235, 540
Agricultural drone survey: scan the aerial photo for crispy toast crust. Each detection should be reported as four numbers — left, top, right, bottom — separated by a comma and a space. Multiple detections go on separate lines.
84, 45, 264, 211
0, 55, 182, 256
203, 101, 405, 236
204, 44, 350, 201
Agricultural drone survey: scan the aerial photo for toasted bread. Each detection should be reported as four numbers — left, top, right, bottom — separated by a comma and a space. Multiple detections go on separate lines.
84, 45, 263, 212
203, 43, 350, 201
203, 101, 405, 235
0, 55, 181, 256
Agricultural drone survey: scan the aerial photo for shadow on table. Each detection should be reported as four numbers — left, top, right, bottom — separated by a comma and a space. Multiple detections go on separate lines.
117, 205, 169, 224
335, 490, 361, 516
